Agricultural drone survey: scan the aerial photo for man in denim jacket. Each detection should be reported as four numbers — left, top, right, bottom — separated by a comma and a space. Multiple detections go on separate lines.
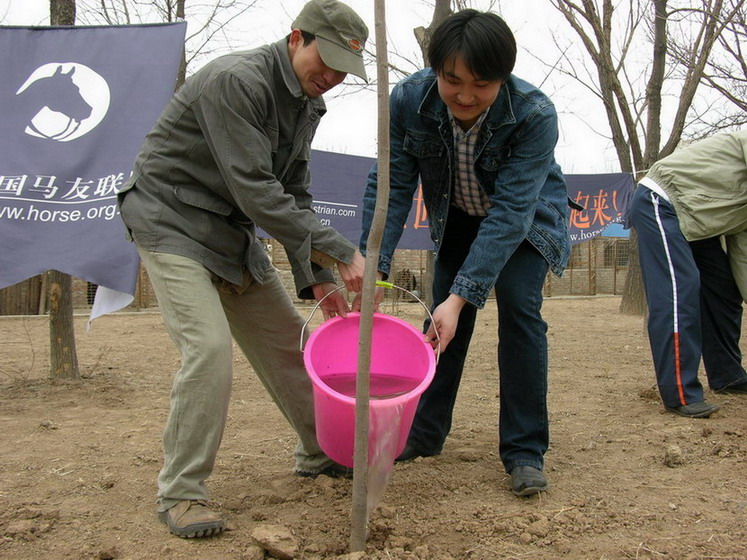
357, 10, 573, 497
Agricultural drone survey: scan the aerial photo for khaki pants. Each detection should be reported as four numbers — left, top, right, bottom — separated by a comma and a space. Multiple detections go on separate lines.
137, 249, 332, 511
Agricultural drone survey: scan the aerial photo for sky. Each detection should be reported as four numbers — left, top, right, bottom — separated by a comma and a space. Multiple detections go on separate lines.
0, 0, 619, 173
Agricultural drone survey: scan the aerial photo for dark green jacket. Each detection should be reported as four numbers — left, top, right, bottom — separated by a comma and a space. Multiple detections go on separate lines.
118, 38, 355, 297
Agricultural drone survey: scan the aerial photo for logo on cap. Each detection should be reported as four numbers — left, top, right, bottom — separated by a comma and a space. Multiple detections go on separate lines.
342, 34, 363, 52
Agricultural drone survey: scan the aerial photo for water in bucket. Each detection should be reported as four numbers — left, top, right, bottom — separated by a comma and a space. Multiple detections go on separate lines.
303, 312, 436, 469
321, 372, 421, 400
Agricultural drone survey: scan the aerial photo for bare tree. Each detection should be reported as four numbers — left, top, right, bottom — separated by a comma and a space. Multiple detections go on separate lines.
548, 0, 742, 314
74, 0, 259, 80
413, 0, 454, 63
345, 0, 501, 89
48, 0, 81, 380
50, 0, 76, 25
669, 0, 747, 135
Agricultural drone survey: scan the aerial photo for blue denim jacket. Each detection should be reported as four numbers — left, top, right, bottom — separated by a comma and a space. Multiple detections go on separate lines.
360, 68, 572, 308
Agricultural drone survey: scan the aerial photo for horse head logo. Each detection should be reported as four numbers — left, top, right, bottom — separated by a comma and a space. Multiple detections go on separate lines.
16, 62, 110, 142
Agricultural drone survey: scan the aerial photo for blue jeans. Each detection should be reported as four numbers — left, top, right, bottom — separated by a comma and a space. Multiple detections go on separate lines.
407, 206, 550, 473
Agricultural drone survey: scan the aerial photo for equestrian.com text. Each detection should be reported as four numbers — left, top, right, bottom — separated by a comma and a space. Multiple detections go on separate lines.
0, 203, 120, 223
313, 203, 356, 226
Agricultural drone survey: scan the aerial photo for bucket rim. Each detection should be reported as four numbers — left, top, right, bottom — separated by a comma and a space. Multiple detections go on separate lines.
303, 312, 436, 407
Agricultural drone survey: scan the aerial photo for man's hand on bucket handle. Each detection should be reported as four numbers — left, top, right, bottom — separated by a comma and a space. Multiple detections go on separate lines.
312, 282, 350, 321
336, 250, 366, 294
425, 294, 466, 352
350, 271, 385, 313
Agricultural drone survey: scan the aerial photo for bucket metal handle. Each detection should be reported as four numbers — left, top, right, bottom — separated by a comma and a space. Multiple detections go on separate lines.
300, 281, 441, 362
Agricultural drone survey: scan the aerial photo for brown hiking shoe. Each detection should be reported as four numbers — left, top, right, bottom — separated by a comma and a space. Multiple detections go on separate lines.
158, 500, 224, 538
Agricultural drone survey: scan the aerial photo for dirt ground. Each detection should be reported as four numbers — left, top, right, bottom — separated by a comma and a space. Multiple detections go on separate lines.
1, 296, 746, 560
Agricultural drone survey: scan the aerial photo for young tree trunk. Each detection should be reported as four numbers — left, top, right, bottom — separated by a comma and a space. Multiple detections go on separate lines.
175, 0, 187, 87
48, 271, 80, 379
350, 0, 390, 550
48, 0, 81, 380
619, 230, 646, 315
413, 0, 452, 64
50, 0, 76, 25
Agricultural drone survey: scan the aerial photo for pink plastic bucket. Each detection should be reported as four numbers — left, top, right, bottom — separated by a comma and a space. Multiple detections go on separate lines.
303, 312, 436, 468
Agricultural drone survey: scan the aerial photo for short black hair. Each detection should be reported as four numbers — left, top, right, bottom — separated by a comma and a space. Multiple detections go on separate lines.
428, 9, 516, 82
286, 30, 316, 46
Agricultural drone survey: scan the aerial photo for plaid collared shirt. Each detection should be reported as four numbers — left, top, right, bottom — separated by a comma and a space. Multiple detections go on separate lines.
449, 110, 490, 216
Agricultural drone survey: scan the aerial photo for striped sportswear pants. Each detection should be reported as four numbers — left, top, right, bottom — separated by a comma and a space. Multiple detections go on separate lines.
629, 186, 746, 407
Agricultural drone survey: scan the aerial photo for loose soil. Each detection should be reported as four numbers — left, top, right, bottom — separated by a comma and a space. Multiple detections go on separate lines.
1, 297, 746, 559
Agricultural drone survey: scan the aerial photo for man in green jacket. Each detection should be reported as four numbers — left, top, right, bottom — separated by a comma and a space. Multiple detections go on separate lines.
628, 130, 747, 419
118, 0, 368, 538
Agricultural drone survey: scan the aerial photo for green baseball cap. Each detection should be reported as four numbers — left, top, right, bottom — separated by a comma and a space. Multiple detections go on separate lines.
292, 0, 369, 82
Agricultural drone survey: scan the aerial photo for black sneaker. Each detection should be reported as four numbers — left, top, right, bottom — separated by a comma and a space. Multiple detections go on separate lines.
510, 466, 548, 497
296, 463, 353, 479
714, 382, 747, 395
395, 444, 428, 462
665, 400, 720, 418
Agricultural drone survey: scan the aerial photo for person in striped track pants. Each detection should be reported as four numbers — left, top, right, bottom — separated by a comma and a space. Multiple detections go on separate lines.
628, 130, 747, 418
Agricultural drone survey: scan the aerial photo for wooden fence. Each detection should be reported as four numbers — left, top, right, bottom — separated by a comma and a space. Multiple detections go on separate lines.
0, 237, 630, 315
